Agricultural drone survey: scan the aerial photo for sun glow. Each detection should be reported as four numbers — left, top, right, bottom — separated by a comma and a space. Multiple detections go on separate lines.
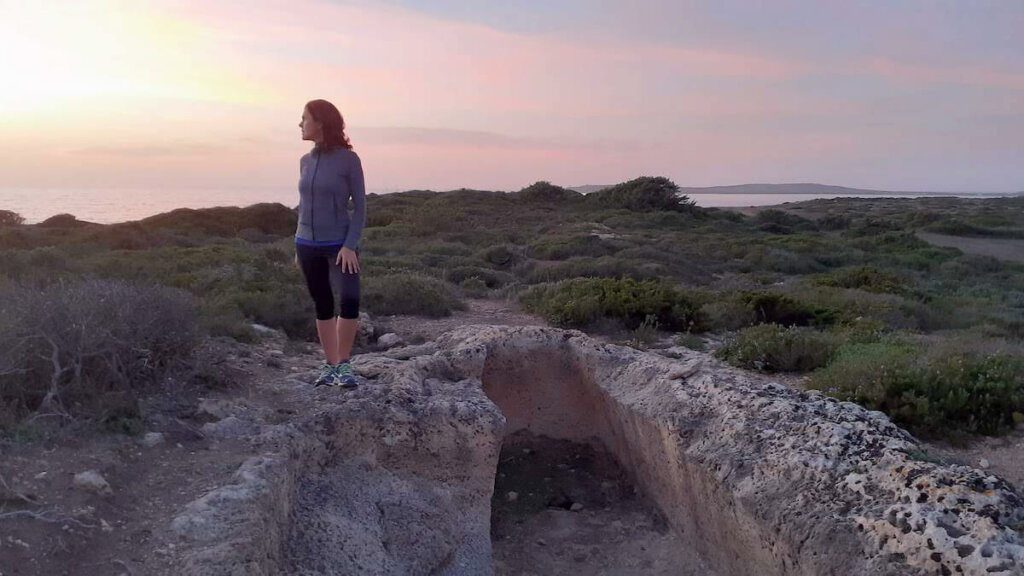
0, 0, 269, 116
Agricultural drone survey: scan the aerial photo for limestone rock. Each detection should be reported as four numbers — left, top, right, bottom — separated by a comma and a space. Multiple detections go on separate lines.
356, 312, 375, 346
171, 325, 1024, 576
195, 398, 236, 421
377, 332, 402, 349
73, 470, 111, 495
250, 323, 279, 336
200, 416, 254, 440
140, 432, 165, 448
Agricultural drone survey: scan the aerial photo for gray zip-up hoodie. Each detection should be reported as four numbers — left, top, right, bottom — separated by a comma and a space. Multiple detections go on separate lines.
295, 147, 366, 247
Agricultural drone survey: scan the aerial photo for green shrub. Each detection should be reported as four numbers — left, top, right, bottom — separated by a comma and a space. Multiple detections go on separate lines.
198, 297, 258, 343
584, 177, 698, 213
818, 214, 851, 230
479, 244, 524, 268
743, 247, 828, 274
755, 209, 817, 233
514, 181, 581, 203
716, 324, 840, 372
624, 314, 660, 349
808, 342, 1024, 436
39, 214, 87, 228
519, 277, 702, 331
444, 265, 515, 288
458, 277, 489, 298
529, 235, 619, 260
699, 290, 830, 332
230, 286, 316, 340
363, 273, 466, 317
524, 256, 664, 284
815, 266, 907, 295
739, 291, 830, 327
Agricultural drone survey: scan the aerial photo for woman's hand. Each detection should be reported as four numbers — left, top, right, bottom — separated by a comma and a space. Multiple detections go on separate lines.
336, 246, 360, 274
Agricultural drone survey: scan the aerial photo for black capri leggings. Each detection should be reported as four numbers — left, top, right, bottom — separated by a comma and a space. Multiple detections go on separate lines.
296, 243, 360, 321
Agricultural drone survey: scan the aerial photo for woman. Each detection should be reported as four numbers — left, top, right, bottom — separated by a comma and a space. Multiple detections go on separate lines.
296, 99, 366, 388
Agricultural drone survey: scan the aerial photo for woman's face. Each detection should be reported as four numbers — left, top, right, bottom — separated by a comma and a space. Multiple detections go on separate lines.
299, 108, 321, 142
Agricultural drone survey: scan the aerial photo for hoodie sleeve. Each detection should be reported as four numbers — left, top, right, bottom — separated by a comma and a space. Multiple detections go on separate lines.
344, 151, 367, 248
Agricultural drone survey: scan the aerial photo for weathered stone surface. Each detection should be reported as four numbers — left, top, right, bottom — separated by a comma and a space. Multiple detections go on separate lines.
140, 432, 165, 448
376, 333, 402, 349
73, 470, 112, 495
171, 325, 1024, 576
199, 416, 254, 440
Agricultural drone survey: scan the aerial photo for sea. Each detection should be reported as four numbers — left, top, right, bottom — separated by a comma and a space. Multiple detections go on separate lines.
0, 187, 1017, 225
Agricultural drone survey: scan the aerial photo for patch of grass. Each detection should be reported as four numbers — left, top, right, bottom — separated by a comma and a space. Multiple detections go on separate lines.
674, 332, 706, 352
716, 324, 840, 372
624, 314, 660, 350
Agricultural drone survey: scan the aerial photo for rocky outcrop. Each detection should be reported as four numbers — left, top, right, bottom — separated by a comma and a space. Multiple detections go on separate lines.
171, 325, 1024, 576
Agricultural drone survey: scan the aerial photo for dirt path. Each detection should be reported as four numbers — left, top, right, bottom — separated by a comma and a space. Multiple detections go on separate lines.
922, 429, 1024, 491
915, 231, 1024, 263
379, 297, 548, 343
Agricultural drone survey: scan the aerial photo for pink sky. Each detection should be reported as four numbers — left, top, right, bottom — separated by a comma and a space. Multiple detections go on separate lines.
1, 0, 1022, 193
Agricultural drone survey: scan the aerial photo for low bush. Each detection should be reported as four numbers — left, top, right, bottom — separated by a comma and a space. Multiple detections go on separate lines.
514, 181, 581, 203
0, 279, 198, 422
0, 210, 24, 226
584, 177, 698, 213
478, 244, 525, 269
624, 314, 661, 349
808, 342, 1024, 436
524, 256, 664, 284
363, 273, 466, 317
755, 209, 818, 233
458, 277, 489, 298
443, 265, 516, 288
229, 285, 316, 340
739, 291, 831, 327
529, 235, 619, 260
519, 277, 703, 331
814, 266, 908, 295
716, 324, 840, 372
674, 332, 706, 352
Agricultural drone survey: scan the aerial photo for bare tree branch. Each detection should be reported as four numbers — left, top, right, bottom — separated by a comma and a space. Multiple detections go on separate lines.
0, 508, 98, 528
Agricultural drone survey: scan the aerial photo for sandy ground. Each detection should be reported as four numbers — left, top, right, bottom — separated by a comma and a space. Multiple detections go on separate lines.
491, 431, 718, 576
916, 231, 1024, 263
922, 428, 1024, 491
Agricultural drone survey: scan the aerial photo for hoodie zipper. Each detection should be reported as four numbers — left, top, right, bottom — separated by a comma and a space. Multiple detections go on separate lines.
310, 150, 321, 241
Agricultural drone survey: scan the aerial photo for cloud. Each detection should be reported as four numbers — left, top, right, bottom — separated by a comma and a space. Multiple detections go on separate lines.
865, 57, 1024, 91
68, 143, 224, 158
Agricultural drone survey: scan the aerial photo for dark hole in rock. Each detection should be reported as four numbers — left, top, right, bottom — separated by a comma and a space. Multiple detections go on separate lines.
490, 430, 718, 576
